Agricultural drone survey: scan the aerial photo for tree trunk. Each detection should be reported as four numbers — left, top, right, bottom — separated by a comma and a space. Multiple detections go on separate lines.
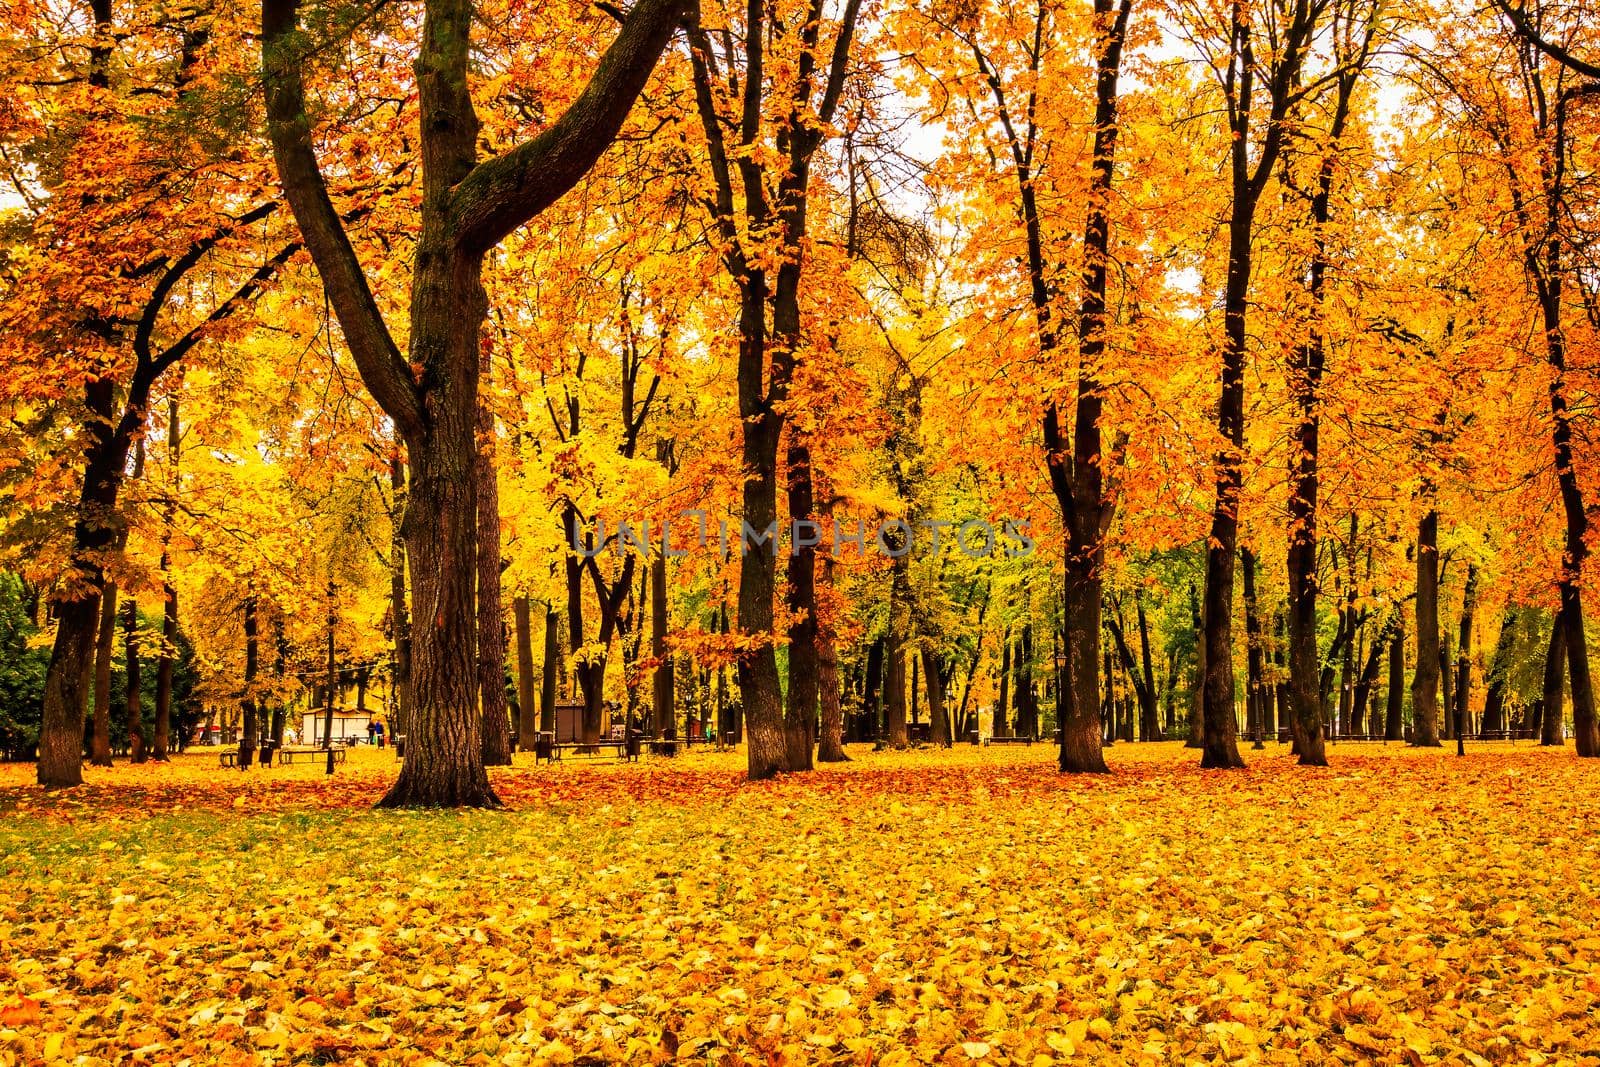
995, 636, 1011, 738
1453, 565, 1477, 752
150, 394, 181, 763
1241, 546, 1265, 746
1481, 606, 1517, 735
1385, 613, 1405, 741
89, 582, 117, 767
885, 561, 910, 749
860, 636, 883, 742
514, 595, 538, 749
124, 597, 146, 763
1411, 511, 1442, 746
1187, 583, 1205, 749
923, 647, 950, 748
783, 439, 818, 771
238, 594, 257, 769
1440, 629, 1455, 741
1136, 594, 1159, 740
477, 345, 512, 766
389, 449, 412, 740
817, 546, 848, 761
1542, 614, 1566, 746
651, 539, 673, 741
265, 0, 687, 806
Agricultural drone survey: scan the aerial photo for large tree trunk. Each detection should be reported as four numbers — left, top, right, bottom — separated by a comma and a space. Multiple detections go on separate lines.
1199, 177, 1250, 771
477, 346, 511, 766
265, 0, 686, 806
1044, 0, 1132, 777
238, 594, 257, 769
1411, 511, 1442, 745
1537, 236, 1599, 756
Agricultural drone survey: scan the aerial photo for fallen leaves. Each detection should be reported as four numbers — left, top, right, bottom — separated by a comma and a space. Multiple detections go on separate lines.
0, 743, 1597, 1064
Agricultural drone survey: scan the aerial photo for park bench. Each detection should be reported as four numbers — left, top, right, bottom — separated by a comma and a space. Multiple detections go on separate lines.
275, 747, 347, 765
536, 731, 641, 764
986, 735, 1035, 746
219, 747, 345, 768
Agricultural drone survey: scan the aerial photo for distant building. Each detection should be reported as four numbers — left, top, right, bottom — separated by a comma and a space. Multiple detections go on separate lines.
301, 706, 371, 745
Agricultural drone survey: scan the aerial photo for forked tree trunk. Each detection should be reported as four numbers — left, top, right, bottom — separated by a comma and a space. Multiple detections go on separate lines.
264, 0, 687, 806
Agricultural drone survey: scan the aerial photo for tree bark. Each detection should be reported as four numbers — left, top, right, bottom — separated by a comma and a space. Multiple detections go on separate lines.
1043, 0, 1133, 777
650, 543, 673, 743
477, 344, 512, 765
885, 559, 910, 749
388, 449, 412, 740
124, 596, 146, 763
995, 636, 1011, 739
88, 582, 117, 767
816, 527, 848, 761
1241, 546, 1265, 746
1411, 512, 1442, 746
263, 0, 687, 805
238, 594, 257, 769
514, 596, 537, 750
1453, 565, 1477, 752
1542, 614, 1566, 745
783, 440, 818, 770
1385, 612, 1406, 741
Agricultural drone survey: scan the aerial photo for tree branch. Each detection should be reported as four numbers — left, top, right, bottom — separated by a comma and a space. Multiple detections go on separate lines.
449, 0, 692, 256
261, 0, 422, 438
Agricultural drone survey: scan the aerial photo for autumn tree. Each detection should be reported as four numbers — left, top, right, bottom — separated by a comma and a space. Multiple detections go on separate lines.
261, 0, 690, 805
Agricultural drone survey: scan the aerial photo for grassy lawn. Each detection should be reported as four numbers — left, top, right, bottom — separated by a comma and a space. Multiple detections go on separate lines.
0, 743, 1596, 1065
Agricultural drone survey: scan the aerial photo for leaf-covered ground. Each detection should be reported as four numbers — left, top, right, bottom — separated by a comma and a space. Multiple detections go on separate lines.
1, 742, 1596, 1066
